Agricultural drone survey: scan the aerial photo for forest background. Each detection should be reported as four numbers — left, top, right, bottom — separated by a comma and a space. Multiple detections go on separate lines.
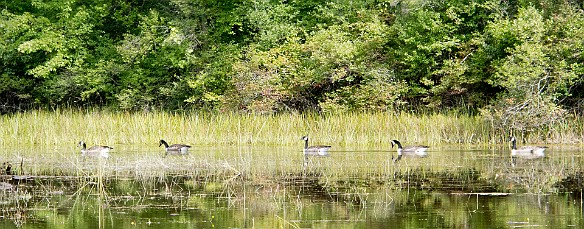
1, 0, 584, 135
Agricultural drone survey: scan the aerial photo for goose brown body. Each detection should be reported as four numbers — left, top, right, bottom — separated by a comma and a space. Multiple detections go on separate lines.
391, 140, 429, 161
159, 139, 191, 154
78, 141, 112, 158
510, 136, 546, 159
302, 136, 331, 156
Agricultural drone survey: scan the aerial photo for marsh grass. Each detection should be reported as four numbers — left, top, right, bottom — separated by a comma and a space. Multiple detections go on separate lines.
1, 110, 583, 194
3, 110, 582, 148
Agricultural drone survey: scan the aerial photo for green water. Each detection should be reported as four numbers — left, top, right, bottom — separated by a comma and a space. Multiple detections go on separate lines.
1, 144, 584, 228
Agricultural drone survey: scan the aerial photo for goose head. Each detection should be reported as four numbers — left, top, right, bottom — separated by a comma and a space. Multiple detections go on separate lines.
78, 141, 87, 149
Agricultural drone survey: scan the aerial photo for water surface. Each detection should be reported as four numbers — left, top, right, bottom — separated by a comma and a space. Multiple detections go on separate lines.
1, 144, 583, 228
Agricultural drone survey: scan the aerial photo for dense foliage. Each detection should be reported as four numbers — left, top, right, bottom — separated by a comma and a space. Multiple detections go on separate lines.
1, 0, 583, 128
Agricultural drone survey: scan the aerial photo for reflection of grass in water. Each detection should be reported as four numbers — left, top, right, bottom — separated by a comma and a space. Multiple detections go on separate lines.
0, 187, 32, 227
4, 147, 584, 194
4, 174, 582, 228
64, 158, 111, 229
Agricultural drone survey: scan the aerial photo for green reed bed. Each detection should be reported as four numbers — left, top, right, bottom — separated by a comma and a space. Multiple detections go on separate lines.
1, 110, 584, 194
0, 109, 547, 146
2, 110, 583, 146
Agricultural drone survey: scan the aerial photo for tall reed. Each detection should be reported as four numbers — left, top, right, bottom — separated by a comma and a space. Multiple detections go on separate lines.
1, 110, 583, 147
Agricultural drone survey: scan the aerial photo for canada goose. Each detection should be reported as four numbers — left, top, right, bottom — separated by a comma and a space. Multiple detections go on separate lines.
510, 136, 546, 161
301, 136, 331, 157
159, 139, 191, 154
391, 140, 429, 161
78, 141, 112, 158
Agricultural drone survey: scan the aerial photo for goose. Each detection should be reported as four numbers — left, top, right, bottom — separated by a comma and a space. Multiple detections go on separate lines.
301, 136, 331, 157
78, 141, 112, 158
391, 140, 429, 162
159, 139, 191, 154
510, 136, 546, 160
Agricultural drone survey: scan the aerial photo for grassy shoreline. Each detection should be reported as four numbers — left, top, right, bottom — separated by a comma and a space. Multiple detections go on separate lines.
1, 110, 582, 147
1, 110, 583, 194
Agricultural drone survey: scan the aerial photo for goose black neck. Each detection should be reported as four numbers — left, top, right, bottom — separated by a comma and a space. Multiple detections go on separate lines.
160, 140, 169, 148
393, 140, 403, 149
304, 139, 308, 149
511, 138, 517, 150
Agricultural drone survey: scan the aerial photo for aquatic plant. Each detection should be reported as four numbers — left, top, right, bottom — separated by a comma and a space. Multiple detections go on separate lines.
0, 110, 583, 194
1, 110, 582, 147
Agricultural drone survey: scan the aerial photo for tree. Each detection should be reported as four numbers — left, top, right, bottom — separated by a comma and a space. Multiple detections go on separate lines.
481, 6, 581, 134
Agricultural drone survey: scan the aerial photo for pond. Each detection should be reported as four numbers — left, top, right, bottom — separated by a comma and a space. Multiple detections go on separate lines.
1, 144, 584, 228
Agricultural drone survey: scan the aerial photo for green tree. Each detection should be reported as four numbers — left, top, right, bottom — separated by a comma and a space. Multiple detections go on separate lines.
0, 0, 109, 108
481, 6, 582, 134
1, 0, 583, 114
